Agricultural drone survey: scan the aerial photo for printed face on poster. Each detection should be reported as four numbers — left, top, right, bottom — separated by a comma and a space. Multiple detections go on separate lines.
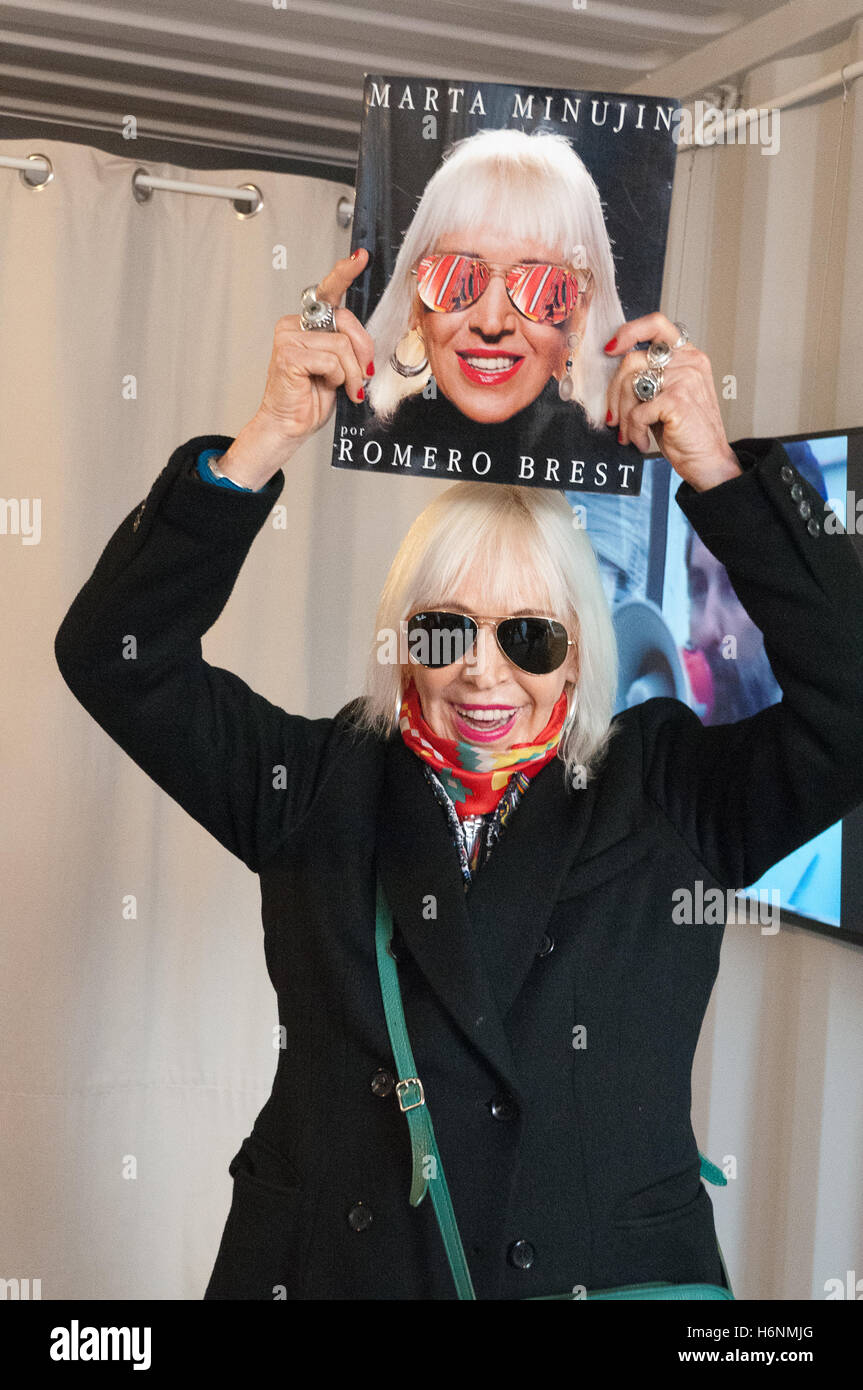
332, 76, 681, 495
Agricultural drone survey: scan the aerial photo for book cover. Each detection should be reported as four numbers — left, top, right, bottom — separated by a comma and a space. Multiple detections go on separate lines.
332, 75, 681, 495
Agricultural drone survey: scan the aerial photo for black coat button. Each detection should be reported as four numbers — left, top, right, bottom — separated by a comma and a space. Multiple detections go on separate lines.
780, 464, 794, 484
489, 1096, 517, 1121
508, 1240, 535, 1269
370, 1068, 394, 1098
807, 517, 821, 536
537, 932, 555, 957
347, 1202, 373, 1232
798, 499, 811, 520
790, 482, 804, 502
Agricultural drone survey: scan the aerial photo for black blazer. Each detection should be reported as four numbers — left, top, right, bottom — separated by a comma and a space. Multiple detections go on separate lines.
54, 435, 863, 1300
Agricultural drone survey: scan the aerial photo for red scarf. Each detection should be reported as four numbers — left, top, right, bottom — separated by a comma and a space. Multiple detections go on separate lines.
398, 679, 567, 818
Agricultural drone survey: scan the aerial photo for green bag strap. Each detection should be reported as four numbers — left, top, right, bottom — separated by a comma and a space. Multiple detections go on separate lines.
697, 1153, 734, 1294
375, 873, 732, 1301
698, 1152, 726, 1186
374, 876, 476, 1299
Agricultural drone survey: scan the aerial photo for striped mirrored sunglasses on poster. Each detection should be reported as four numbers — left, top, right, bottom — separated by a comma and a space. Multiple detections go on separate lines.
411, 253, 593, 325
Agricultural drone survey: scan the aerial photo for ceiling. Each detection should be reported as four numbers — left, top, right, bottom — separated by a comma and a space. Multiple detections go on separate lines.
0, 0, 858, 170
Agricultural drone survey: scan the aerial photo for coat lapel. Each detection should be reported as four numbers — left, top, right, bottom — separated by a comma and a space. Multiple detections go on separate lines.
464, 758, 597, 1018
376, 733, 523, 1098
375, 732, 597, 1098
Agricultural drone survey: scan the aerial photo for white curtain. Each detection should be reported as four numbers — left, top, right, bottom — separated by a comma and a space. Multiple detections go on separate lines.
2, 13, 862, 1296
0, 138, 449, 1299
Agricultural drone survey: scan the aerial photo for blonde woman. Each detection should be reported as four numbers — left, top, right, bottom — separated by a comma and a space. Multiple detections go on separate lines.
55, 247, 863, 1300
363, 127, 625, 432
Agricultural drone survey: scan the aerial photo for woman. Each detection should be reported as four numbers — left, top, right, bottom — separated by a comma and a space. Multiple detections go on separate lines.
54, 251, 863, 1300
684, 527, 782, 724
338, 128, 636, 488
363, 126, 623, 429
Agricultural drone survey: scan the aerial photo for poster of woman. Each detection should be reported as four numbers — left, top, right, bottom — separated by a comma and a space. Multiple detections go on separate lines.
331, 75, 681, 493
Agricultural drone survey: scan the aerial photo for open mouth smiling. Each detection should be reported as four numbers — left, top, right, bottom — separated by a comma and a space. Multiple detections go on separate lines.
456, 350, 525, 385
450, 702, 523, 740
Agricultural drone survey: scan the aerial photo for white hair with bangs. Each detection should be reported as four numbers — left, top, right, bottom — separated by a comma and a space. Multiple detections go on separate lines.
364, 126, 626, 431
357, 481, 621, 789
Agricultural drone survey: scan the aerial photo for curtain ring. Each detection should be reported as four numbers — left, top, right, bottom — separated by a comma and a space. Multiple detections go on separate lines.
232, 184, 263, 218
131, 167, 152, 204
19, 153, 53, 191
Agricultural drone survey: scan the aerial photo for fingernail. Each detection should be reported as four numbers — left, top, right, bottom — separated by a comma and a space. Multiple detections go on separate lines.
357, 386, 365, 402
604, 337, 618, 353
350, 248, 363, 260
606, 409, 612, 424
618, 431, 624, 444
367, 360, 375, 376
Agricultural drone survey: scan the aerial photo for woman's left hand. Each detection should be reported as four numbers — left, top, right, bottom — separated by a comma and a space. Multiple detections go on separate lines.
604, 313, 742, 492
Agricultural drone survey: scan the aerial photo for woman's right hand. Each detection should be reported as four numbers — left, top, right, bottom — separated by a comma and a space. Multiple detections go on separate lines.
254, 247, 374, 444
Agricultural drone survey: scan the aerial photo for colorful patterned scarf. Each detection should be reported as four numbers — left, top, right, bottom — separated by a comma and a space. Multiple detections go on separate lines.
398, 678, 567, 819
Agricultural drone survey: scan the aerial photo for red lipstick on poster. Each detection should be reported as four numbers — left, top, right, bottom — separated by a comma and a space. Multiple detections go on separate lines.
456, 349, 524, 386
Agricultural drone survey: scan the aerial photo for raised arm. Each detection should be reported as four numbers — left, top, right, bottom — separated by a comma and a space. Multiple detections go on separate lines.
54, 252, 376, 873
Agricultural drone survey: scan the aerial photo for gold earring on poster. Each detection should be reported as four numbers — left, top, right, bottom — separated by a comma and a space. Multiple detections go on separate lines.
390, 327, 429, 378
558, 331, 583, 403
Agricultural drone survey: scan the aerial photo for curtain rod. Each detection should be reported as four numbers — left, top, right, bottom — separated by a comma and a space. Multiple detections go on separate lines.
0, 152, 355, 223
676, 57, 863, 151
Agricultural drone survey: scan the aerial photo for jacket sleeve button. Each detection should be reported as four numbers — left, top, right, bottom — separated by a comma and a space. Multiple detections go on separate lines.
489, 1096, 518, 1121
780, 465, 795, 484
370, 1068, 395, 1098
790, 482, 804, 502
807, 517, 821, 536
537, 932, 555, 957
508, 1240, 535, 1269
798, 499, 811, 520
347, 1202, 373, 1232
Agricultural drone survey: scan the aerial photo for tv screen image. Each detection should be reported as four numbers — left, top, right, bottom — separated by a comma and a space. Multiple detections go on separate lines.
566, 427, 863, 943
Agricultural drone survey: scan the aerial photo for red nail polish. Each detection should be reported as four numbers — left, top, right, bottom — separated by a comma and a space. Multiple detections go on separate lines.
606, 409, 612, 424
357, 386, 365, 401
350, 248, 362, 260
367, 361, 375, 377
604, 337, 618, 353
618, 432, 624, 444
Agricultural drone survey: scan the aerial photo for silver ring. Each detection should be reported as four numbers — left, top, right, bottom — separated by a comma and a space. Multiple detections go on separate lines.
646, 339, 673, 369
300, 284, 337, 332
632, 366, 664, 402
671, 321, 690, 349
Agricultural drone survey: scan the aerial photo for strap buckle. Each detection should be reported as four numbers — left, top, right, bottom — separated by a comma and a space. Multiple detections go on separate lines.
396, 1077, 425, 1112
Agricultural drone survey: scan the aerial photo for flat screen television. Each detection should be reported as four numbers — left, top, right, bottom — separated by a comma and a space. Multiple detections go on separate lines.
566, 426, 863, 945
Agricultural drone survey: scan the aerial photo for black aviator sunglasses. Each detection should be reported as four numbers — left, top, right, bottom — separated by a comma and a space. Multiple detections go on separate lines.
405, 611, 574, 676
